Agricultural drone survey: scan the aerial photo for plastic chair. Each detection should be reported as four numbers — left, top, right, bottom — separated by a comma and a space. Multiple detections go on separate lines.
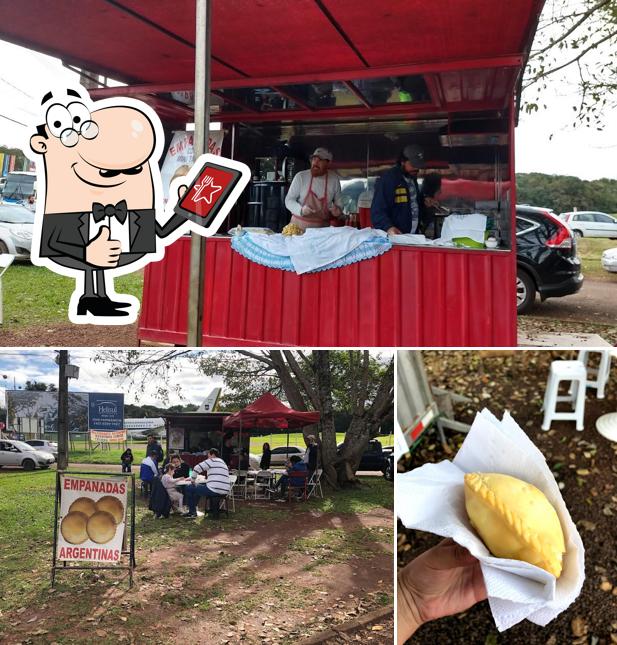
232, 470, 249, 499
576, 349, 613, 399
288, 470, 309, 502
542, 360, 587, 432
307, 469, 324, 499
254, 470, 273, 499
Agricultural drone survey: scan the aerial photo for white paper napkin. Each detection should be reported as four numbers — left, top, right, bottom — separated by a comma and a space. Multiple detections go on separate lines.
397, 409, 585, 632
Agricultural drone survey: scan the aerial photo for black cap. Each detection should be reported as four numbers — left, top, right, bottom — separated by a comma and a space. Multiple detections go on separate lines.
401, 144, 426, 168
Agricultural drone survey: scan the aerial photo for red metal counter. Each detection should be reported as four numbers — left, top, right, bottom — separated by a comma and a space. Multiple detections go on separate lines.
138, 236, 516, 347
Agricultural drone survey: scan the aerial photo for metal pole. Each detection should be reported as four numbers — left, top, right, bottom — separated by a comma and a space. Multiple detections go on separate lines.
57, 350, 69, 470
187, 0, 212, 347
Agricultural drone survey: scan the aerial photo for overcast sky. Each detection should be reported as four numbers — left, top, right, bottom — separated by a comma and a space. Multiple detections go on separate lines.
0, 350, 224, 409
0, 12, 615, 181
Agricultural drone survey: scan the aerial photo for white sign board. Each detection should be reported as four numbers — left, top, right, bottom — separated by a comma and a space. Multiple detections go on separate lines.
56, 474, 128, 563
161, 130, 224, 203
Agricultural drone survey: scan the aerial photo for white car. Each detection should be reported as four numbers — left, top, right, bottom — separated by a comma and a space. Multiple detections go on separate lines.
250, 445, 305, 469
26, 439, 58, 457
0, 439, 55, 470
601, 247, 617, 273
560, 211, 617, 239
0, 203, 34, 259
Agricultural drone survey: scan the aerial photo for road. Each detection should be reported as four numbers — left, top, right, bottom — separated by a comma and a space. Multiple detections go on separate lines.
525, 278, 617, 325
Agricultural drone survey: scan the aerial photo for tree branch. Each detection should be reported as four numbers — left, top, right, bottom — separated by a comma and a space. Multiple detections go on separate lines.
532, 0, 611, 56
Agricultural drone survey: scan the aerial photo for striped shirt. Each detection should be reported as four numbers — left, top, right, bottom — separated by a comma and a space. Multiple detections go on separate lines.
192, 457, 230, 495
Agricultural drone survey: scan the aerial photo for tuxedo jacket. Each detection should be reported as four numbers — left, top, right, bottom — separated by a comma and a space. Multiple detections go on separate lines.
39, 209, 185, 268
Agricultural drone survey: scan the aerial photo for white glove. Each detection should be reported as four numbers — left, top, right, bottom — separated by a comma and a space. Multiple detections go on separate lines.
301, 205, 315, 217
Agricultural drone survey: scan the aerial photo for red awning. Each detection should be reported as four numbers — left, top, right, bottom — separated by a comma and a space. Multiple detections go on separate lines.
0, 1, 545, 123
223, 393, 320, 430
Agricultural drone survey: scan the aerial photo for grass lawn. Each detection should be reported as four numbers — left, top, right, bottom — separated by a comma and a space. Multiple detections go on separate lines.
0, 469, 393, 643
67, 432, 394, 465
576, 237, 617, 281
1, 263, 143, 328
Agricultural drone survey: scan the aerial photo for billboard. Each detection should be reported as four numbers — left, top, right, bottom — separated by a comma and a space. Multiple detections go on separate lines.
56, 474, 128, 563
88, 393, 125, 442
7, 391, 88, 434
7, 391, 125, 440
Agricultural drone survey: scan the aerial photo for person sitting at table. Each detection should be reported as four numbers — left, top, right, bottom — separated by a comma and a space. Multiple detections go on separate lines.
260, 442, 272, 470
139, 453, 159, 495
170, 454, 190, 478
183, 448, 231, 519
270, 455, 308, 499
161, 463, 187, 514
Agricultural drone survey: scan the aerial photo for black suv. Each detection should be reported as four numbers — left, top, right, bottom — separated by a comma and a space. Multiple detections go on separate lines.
516, 205, 583, 314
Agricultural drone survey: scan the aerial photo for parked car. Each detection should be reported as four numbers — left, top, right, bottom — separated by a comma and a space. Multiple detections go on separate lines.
601, 247, 617, 273
26, 439, 58, 457
0, 439, 55, 470
337, 439, 389, 473
515, 205, 583, 314
0, 203, 35, 259
249, 445, 304, 469
559, 211, 617, 239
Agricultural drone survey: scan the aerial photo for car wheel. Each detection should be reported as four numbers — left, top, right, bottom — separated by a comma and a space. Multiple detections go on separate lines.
22, 458, 36, 471
516, 269, 536, 315
384, 460, 393, 482
0, 241, 8, 254
572, 230, 583, 239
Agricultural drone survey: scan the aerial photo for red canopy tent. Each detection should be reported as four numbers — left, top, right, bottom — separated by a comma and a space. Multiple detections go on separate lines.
223, 393, 320, 430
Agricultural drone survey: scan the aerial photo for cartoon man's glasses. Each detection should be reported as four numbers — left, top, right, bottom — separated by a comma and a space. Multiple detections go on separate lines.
46, 101, 99, 148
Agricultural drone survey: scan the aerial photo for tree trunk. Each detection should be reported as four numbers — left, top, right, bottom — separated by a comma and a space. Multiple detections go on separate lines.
314, 351, 339, 489
338, 415, 372, 482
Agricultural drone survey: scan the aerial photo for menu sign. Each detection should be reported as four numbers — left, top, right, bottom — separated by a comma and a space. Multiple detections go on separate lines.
56, 475, 127, 563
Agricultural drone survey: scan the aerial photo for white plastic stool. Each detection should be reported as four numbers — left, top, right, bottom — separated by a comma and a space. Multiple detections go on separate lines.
576, 349, 613, 399
542, 360, 587, 431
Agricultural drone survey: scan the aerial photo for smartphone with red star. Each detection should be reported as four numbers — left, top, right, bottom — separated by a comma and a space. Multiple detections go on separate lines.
173, 159, 244, 229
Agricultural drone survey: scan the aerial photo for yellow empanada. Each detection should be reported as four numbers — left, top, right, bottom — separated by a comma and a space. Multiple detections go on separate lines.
464, 472, 565, 577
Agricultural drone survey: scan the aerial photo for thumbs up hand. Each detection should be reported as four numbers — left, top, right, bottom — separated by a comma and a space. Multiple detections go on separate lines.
86, 226, 122, 267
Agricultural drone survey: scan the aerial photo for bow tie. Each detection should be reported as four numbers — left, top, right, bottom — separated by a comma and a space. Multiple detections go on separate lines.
92, 200, 128, 224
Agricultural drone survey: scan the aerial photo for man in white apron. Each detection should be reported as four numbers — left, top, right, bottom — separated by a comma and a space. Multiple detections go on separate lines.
285, 147, 343, 230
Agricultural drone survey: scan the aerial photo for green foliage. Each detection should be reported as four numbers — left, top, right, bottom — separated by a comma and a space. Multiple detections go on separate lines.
523, 0, 617, 127
516, 172, 617, 213
25, 380, 57, 391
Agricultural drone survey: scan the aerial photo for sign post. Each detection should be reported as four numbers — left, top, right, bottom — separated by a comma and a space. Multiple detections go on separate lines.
51, 471, 136, 587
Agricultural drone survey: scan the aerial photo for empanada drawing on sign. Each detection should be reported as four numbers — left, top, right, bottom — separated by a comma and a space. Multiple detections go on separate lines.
86, 511, 117, 544
95, 496, 124, 524
68, 497, 97, 518
464, 472, 566, 577
60, 511, 89, 545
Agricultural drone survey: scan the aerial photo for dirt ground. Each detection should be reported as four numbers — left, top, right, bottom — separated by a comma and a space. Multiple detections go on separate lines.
0, 322, 140, 347
398, 350, 617, 645
526, 279, 617, 326
1, 496, 393, 645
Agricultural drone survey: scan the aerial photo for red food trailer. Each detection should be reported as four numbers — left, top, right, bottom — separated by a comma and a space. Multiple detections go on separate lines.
0, 0, 545, 346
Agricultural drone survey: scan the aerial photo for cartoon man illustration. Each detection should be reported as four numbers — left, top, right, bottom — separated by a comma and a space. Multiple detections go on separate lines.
29, 87, 186, 321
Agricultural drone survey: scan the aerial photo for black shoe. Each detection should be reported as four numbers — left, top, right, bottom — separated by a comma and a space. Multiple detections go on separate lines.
182, 512, 197, 518
76, 296, 130, 316
100, 296, 132, 309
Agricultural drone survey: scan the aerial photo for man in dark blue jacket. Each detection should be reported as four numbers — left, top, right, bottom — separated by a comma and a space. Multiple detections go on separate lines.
371, 145, 432, 234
